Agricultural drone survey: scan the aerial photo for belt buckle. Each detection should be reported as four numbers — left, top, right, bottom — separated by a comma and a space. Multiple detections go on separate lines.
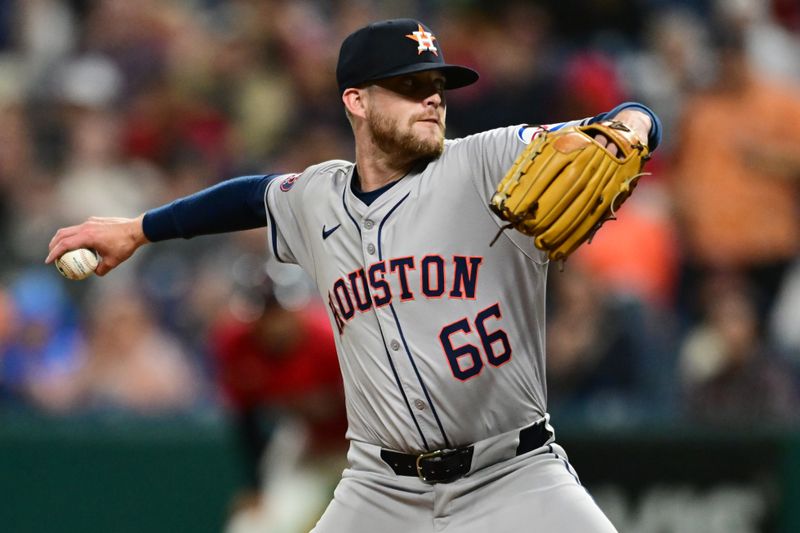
415, 449, 446, 482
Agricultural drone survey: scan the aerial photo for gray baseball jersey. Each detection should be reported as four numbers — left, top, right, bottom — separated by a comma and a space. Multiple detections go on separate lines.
265, 124, 554, 452
264, 120, 617, 532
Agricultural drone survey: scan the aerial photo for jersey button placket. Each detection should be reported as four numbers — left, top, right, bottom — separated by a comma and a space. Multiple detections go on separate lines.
362, 208, 439, 445
362, 218, 376, 256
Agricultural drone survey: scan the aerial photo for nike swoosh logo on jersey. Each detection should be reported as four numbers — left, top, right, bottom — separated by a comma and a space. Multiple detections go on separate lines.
322, 224, 341, 240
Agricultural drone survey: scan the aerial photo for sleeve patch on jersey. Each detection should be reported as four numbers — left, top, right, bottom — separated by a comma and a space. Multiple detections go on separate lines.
516, 125, 546, 145
279, 173, 300, 192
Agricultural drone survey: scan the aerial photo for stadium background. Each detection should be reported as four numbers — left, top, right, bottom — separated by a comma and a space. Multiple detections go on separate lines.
1, 0, 800, 532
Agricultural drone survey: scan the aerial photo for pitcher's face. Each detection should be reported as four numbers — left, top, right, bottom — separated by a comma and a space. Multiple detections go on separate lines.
364, 71, 447, 161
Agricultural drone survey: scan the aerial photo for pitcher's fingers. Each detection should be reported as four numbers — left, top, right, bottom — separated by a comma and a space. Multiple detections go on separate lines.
95, 262, 110, 276
46, 235, 90, 264
593, 134, 608, 148
95, 256, 119, 277
48, 225, 81, 251
45, 239, 71, 264
594, 134, 618, 157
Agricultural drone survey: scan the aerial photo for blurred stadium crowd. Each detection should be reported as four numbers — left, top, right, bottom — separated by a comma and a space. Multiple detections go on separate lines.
1, 0, 800, 463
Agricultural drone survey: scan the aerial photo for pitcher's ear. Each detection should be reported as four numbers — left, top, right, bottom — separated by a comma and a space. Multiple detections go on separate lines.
343, 87, 368, 120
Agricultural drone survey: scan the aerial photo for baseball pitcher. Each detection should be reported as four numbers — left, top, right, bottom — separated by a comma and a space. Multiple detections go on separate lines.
47, 19, 660, 533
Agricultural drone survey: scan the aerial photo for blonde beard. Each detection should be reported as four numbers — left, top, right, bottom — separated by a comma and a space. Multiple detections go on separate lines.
366, 108, 444, 163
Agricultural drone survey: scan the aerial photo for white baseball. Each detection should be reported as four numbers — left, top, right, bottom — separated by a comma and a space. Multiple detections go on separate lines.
55, 248, 100, 280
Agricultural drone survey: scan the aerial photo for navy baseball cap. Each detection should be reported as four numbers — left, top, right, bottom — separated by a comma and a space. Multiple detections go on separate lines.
336, 19, 479, 94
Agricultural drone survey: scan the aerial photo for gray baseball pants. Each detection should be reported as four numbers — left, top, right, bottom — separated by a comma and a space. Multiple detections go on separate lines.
311, 423, 617, 532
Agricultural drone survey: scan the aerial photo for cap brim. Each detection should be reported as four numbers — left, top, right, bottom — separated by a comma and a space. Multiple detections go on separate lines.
365, 62, 479, 90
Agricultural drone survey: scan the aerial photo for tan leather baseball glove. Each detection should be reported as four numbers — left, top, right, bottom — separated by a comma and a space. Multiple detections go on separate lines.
489, 122, 650, 261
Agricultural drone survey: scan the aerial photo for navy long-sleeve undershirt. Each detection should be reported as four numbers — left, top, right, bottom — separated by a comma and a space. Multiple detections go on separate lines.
594, 102, 662, 150
142, 174, 275, 242
141, 171, 391, 242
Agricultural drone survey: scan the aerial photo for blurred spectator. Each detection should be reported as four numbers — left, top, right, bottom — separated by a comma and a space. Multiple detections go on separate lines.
134, 229, 277, 362
210, 263, 346, 533
29, 285, 204, 415
270, 1, 344, 131
446, 2, 559, 135
546, 264, 676, 426
17, 0, 78, 94
670, 22, 800, 327
679, 273, 799, 426
0, 99, 36, 273
197, 18, 295, 169
572, 181, 680, 310
0, 270, 85, 409
55, 104, 164, 224
715, 0, 800, 83
553, 50, 628, 123
45, 61, 168, 283
619, 6, 715, 153
270, 123, 354, 173
81, 0, 170, 100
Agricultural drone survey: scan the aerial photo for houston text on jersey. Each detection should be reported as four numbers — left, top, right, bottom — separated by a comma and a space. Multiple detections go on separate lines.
327, 254, 483, 333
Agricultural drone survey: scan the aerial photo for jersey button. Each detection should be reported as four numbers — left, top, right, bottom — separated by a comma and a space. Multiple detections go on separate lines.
367, 243, 376, 255
390, 340, 400, 351
414, 399, 426, 410
363, 219, 374, 230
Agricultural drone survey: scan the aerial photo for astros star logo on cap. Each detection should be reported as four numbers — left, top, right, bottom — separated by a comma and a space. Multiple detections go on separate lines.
405, 23, 438, 56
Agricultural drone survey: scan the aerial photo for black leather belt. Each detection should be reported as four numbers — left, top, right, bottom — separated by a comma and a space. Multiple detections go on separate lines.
380, 421, 551, 483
